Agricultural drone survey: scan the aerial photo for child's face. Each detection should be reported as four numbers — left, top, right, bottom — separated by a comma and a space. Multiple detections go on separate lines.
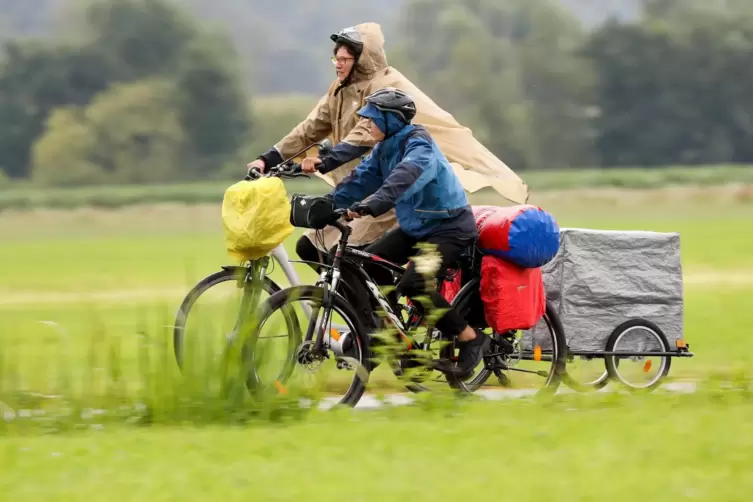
367, 119, 385, 141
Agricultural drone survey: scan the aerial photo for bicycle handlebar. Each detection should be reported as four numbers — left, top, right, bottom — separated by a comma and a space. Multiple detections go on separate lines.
245, 161, 308, 181
334, 208, 350, 220
246, 139, 333, 182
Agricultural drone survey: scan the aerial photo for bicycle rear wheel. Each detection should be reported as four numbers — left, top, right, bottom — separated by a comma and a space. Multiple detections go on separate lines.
442, 279, 567, 396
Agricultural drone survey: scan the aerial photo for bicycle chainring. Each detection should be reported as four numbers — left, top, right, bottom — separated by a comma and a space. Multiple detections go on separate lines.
496, 331, 521, 367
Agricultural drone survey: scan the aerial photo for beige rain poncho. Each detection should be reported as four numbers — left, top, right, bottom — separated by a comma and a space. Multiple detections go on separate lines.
275, 22, 529, 250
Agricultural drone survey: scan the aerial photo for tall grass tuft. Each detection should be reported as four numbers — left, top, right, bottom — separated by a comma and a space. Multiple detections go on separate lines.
0, 301, 322, 435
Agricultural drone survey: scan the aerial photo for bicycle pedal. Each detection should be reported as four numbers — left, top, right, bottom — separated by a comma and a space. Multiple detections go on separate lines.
431, 358, 462, 375
496, 372, 512, 387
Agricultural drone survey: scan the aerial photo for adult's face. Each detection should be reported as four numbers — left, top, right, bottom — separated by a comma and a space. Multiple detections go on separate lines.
333, 46, 356, 82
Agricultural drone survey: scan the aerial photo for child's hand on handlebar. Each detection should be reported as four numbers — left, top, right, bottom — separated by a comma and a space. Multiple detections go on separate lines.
301, 157, 322, 173
348, 202, 372, 219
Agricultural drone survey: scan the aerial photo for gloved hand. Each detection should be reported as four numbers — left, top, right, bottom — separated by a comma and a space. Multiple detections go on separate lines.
347, 202, 373, 219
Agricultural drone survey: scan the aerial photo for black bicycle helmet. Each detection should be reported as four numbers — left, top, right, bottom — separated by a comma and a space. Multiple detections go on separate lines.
330, 26, 364, 56
364, 87, 417, 123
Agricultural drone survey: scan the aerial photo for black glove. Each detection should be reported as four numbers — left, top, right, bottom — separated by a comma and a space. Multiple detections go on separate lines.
349, 202, 374, 217
257, 148, 283, 169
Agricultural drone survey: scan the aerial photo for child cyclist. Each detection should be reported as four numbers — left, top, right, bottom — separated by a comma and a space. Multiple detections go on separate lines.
323, 87, 490, 377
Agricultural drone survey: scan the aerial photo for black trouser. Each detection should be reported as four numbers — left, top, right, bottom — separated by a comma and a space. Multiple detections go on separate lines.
361, 228, 472, 338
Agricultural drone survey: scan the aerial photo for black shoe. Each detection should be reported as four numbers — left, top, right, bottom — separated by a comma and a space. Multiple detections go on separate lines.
455, 330, 490, 379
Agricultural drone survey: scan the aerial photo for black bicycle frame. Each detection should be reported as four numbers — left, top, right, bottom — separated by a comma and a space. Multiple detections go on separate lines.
305, 219, 415, 354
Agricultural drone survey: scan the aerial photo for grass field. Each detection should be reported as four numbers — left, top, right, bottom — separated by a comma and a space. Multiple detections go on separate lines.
2, 184, 752, 499
2, 389, 752, 501
2, 164, 753, 212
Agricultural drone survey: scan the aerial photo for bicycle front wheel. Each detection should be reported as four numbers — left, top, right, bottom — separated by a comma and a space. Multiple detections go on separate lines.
244, 285, 372, 408
173, 268, 293, 376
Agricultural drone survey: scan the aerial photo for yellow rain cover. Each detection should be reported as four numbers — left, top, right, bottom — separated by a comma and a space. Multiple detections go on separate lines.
221, 177, 294, 262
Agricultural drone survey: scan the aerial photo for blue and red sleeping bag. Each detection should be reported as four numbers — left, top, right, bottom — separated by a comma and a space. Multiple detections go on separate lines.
440, 205, 560, 333
475, 204, 559, 331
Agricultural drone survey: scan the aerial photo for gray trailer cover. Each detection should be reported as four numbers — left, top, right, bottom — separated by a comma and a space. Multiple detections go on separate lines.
523, 228, 684, 351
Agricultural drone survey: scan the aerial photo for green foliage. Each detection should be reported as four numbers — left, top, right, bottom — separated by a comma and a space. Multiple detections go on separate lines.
396, 0, 596, 170
30, 107, 105, 186
0, 41, 113, 177
32, 79, 185, 186
5, 0, 753, 184
175, 32, 252, 175
0, 0, 252, 185
83, 0, 199, 80
585, 1, 753, 166
236, 94, 320, 164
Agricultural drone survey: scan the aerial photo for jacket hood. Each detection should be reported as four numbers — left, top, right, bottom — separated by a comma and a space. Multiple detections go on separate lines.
349, 23, 388, 83
357, 102, 407, 137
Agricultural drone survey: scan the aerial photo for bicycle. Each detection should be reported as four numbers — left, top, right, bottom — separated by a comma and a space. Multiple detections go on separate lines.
242, 196, 569, 408
172, 140, 338, 377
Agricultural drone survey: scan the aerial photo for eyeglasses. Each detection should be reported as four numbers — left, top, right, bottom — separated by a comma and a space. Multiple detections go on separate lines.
331, 56, 355, 66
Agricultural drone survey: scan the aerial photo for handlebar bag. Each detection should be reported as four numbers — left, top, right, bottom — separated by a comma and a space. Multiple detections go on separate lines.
222, 177, 294, 262
289, 194, 336, 230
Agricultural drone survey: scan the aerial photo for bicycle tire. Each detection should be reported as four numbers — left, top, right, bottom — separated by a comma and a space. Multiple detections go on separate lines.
443, 279, 568, 396
561, 355, 610, 393
245, 285, 372, 408
604, 318, 671, 392
173, 268, 286, 370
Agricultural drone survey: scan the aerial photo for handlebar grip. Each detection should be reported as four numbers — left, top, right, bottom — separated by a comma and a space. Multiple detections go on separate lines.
348, 204, 371, 217
245, 167, 262, 180
334, 208, 353, 222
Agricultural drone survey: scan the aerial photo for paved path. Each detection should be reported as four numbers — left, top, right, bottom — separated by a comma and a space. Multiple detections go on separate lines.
317, 381, 699, 410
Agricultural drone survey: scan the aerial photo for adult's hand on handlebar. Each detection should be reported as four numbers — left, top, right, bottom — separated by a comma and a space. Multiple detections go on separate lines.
301, 157, 322, 173
247, 159, 266, 173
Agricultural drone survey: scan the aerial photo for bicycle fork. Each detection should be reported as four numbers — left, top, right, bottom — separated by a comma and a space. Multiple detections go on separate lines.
304, 267, 348, 358
228, 258, 269, 346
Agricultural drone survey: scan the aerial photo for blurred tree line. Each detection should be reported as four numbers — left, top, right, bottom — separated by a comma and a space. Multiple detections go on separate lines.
396, 0, 753, 169
0, 0, 250, 185
0, 0, 752, 186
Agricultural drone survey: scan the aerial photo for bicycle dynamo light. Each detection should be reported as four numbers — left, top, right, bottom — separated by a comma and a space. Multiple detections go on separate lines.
325, 328, 352, 356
